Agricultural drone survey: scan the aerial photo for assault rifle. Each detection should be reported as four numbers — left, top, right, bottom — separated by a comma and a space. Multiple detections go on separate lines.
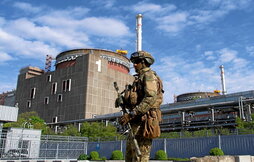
113, 82, 141, 157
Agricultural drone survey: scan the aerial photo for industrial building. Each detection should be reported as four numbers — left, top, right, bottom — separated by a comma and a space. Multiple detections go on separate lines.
15, 49, 134, 123
47, 90, 254, 132
0, 90, 15, 107
160, 90, 254, 131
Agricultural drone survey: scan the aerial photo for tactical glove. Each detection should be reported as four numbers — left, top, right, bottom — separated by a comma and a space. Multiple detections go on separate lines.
119, 113, 131, 125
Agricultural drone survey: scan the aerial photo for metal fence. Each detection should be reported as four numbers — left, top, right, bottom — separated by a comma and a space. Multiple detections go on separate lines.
39, 135, 88, 159
1, 133, 254, 160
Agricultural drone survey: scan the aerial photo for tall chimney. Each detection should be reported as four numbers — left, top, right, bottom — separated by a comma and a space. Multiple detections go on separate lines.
136, 14, 143, 52
219, 65, 227, 95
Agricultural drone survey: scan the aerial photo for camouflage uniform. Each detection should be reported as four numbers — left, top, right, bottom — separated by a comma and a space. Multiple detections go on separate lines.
124, 51, 163, 162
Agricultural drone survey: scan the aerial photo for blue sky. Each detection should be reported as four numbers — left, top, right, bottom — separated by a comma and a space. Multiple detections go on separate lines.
0, 0, 254, 103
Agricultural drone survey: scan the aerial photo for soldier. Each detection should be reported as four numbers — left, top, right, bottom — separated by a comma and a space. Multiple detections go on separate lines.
119, 51, 164, 162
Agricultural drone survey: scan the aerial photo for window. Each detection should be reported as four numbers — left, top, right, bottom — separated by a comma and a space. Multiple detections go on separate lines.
47, 75, 52, 82
52, 116, 58, 123
27, 100, 31, 108
19, 140, 29, 149
62, 80, 67, 92
30, 88, 36, 99
57, 94, 63, 102
44, 97, 49, 104
66, 79, 71, 91
51, 82, 57, 94
62, 79, 71, 92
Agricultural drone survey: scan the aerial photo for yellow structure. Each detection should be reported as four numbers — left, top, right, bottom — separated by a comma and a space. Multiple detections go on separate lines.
116, 49, 128, 55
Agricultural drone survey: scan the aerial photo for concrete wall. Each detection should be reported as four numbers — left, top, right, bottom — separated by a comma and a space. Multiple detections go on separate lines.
15, 49, 133, 123
85, 53, 133, 118
0, 105, 18, 122
191, 155, 254, 162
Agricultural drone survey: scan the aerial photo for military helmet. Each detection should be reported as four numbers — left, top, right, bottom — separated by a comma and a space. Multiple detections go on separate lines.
130, 51, 155, 65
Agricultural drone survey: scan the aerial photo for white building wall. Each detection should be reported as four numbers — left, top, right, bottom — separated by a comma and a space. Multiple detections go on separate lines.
4, 128, 41, 158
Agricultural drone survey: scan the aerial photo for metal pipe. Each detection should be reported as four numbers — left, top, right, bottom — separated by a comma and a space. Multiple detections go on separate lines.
247, 104, 252, 121
218, 134, 221, 149
210, 108, 215, 123
241, 98, 245, 120
219, 65, 227, 95
181, 111, 185, 125
136, 14, 142, 51
238, 97, 242, 119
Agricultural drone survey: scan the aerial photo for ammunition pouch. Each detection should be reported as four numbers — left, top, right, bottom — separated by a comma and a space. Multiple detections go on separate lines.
124, 85, 138, 106
142, 108, 161, 139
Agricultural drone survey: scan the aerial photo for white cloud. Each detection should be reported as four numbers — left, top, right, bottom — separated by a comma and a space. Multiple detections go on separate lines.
246, 46, 254, 56
218, 48, 237, 63
6, 18, 90, 48
204, 51, 216, 60
130, 1, 252, 34
13, 2, 42, 13
0, 17, 5, 26
153, 56, 220, 103
196, 44, 201, 51
0, 52, 13, 63
90, 0, 116, 9
159, 12, 188, 23
132, 2, 176, 14
81, 17, 130, 37
0, 4, 131, 64
226, 72, 254, 92
0, 29, 59, 59
157, 12, 188, 33
35, 9, 130, 37
208, 0, 251, 10
218, 48, 249, 68
189, 0, 252, 25
153, 47, 253, 103
133, 3, 162, 13
0, 83, 16, 93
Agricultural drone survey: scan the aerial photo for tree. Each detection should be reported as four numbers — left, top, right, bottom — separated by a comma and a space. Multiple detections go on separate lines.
80, 122, 119, 139
4, 111, 54, 135
235, 114, 254, 134
61, 124, 80, 136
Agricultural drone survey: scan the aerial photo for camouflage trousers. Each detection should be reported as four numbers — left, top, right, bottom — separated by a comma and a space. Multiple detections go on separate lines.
125, 124, 152, 162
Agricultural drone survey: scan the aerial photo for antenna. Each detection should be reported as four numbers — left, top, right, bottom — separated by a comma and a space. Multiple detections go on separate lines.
45, 55, 53, 72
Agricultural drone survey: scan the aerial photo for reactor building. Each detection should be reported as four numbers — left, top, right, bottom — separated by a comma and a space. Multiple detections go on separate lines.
15, 49, 134, 123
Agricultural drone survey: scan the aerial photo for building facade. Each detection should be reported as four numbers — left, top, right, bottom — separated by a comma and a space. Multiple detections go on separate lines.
15, 49, 134, 123
0, 90, 16, 107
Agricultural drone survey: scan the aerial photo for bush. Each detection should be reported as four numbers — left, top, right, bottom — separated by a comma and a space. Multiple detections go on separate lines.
78, 154, 89, 160
101, 156, 107, 160
111, 150, 124, 160
168, 157, 190, 161
155, 150, 168, 160
89, 151, 101, 160
209, 147, 224, 156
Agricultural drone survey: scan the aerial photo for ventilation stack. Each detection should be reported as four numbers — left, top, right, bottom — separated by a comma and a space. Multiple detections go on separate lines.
136, 14, 143, 52
220, 65, 227, 95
